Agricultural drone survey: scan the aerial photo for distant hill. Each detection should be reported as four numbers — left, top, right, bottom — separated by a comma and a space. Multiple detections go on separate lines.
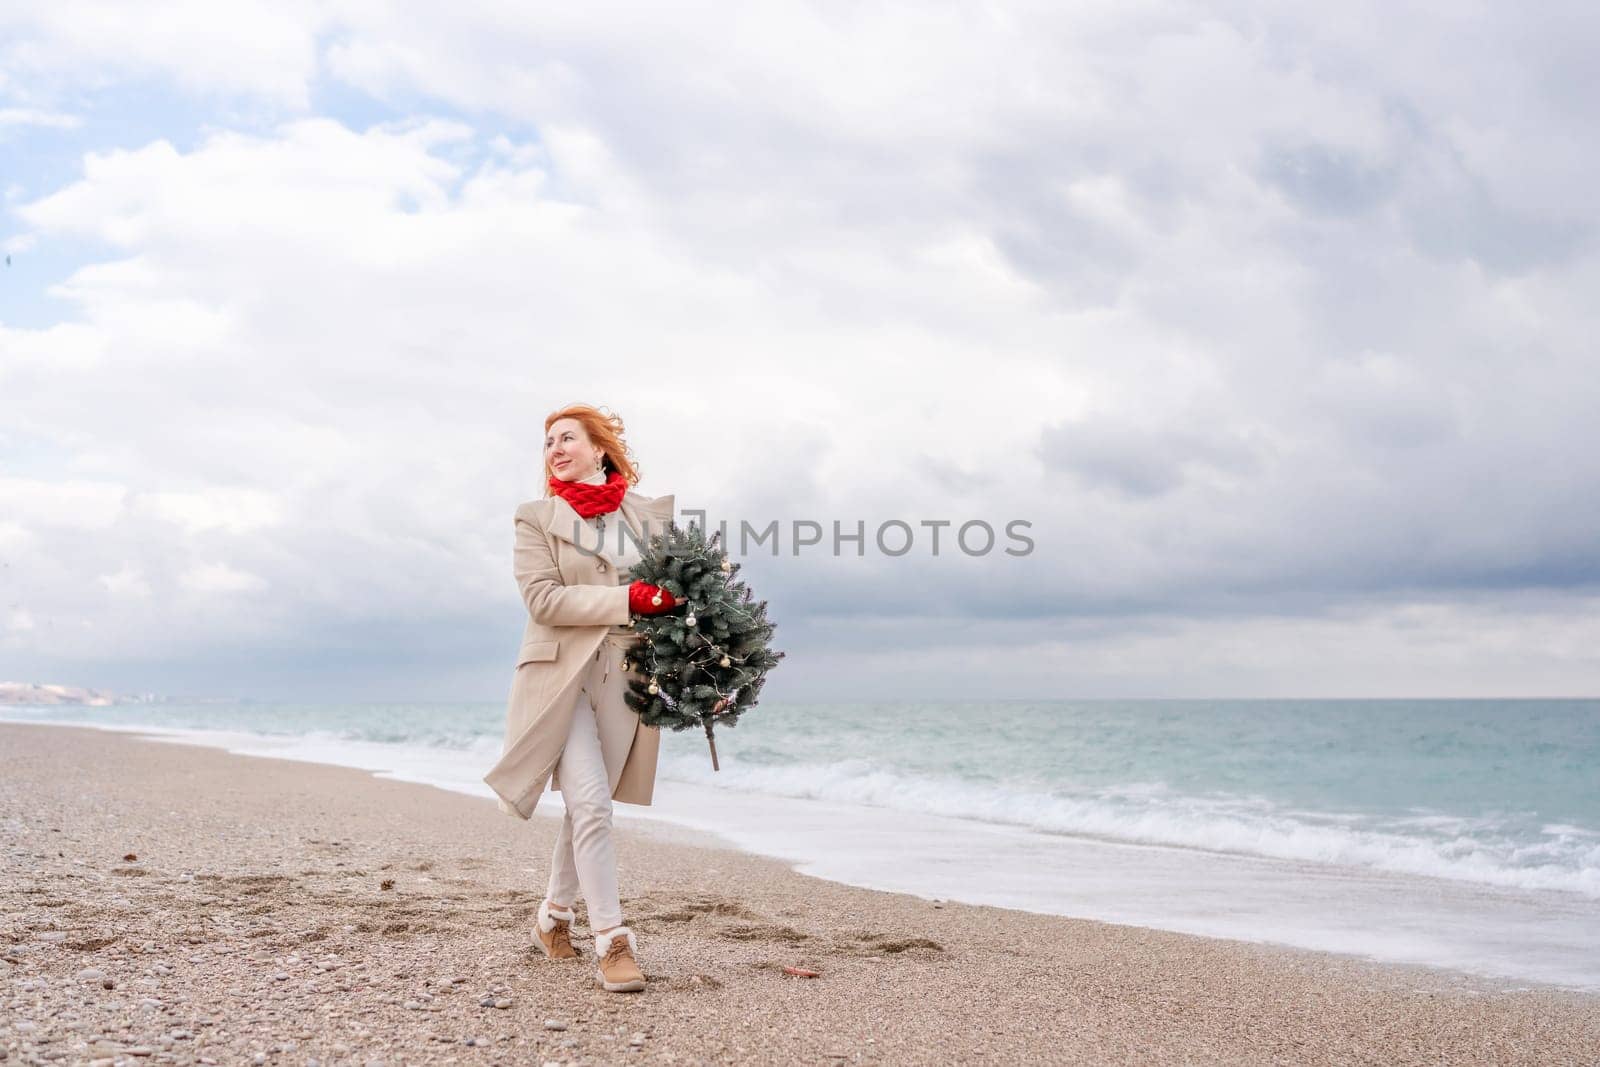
0, 682, 126, 706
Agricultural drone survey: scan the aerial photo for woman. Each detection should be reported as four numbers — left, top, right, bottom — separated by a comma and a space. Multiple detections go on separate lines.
480, 404, 683, 994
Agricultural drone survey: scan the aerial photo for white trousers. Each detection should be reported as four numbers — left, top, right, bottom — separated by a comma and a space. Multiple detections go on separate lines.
545, 658, 623, 931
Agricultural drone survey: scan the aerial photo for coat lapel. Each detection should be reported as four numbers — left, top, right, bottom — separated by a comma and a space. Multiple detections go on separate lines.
545, 491, 677, 568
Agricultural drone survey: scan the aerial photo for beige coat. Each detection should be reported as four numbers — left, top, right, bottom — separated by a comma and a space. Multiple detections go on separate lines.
482, 487, 677, 819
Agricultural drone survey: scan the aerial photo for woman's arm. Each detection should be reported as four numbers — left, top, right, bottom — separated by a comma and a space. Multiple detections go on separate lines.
513, 503, 631, 627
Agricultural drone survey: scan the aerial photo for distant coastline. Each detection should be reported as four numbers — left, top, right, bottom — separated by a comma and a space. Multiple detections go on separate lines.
0, 682, 164, 706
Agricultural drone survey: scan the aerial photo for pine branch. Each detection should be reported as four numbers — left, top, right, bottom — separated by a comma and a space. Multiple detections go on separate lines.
618, 519, 786, 768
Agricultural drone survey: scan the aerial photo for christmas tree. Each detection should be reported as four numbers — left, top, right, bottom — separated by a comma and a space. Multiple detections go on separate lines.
621, 521, 785, 770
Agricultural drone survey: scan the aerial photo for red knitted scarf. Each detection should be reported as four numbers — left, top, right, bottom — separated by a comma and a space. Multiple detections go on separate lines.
548, 469, 628, 517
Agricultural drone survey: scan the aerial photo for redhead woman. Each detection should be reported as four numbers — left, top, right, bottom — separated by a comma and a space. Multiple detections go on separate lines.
481, 404, 682, 993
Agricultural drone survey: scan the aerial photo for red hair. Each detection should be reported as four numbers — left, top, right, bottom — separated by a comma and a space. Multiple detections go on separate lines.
542, 404, 641, 492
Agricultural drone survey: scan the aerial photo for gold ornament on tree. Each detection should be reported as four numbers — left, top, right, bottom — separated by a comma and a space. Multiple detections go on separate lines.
621, 521, 785, 772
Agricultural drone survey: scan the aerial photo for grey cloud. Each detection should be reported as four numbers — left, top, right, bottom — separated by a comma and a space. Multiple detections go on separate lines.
974, 157, 1141, 309
1403, 169, 1592, 275
1258, 139, 1399, 219
1303, 356, 1462, 451
1036, 418, 1264, 499
912, 455, 988, 496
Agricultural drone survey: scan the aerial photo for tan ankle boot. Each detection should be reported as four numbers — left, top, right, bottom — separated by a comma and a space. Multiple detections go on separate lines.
537, 900, 578, 960
593, 925, 645, 992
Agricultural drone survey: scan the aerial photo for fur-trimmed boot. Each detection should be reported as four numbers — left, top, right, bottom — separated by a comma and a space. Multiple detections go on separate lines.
536, 899, 578, 960
593, 925, 645, 992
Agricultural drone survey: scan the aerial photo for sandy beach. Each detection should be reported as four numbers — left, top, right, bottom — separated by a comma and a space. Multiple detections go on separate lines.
2, 722, 1597, 1066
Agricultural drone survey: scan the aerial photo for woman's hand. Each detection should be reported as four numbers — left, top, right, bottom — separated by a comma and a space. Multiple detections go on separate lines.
629, 580, 681, 615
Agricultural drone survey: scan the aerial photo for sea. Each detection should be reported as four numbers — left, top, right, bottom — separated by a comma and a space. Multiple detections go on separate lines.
4, 698, 1597, 991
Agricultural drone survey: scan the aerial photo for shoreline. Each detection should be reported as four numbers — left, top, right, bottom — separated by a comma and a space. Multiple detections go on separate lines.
5, 708, 1597, 993
3, 721, 1598, 1065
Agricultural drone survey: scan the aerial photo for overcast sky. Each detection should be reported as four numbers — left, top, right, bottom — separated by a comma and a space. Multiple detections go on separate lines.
3, 2, 1598, 702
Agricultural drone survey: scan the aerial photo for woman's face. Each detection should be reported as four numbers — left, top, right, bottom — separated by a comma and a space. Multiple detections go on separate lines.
545, 418, 604, 482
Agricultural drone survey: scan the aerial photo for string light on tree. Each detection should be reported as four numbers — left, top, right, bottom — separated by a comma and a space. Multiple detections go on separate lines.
620, 520, 784, 770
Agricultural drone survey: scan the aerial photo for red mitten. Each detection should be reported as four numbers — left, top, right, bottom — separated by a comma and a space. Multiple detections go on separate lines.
628, 581, 680, 615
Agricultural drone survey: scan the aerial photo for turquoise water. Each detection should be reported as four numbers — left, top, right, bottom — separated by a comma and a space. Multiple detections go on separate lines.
5, 698, 1597, 898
